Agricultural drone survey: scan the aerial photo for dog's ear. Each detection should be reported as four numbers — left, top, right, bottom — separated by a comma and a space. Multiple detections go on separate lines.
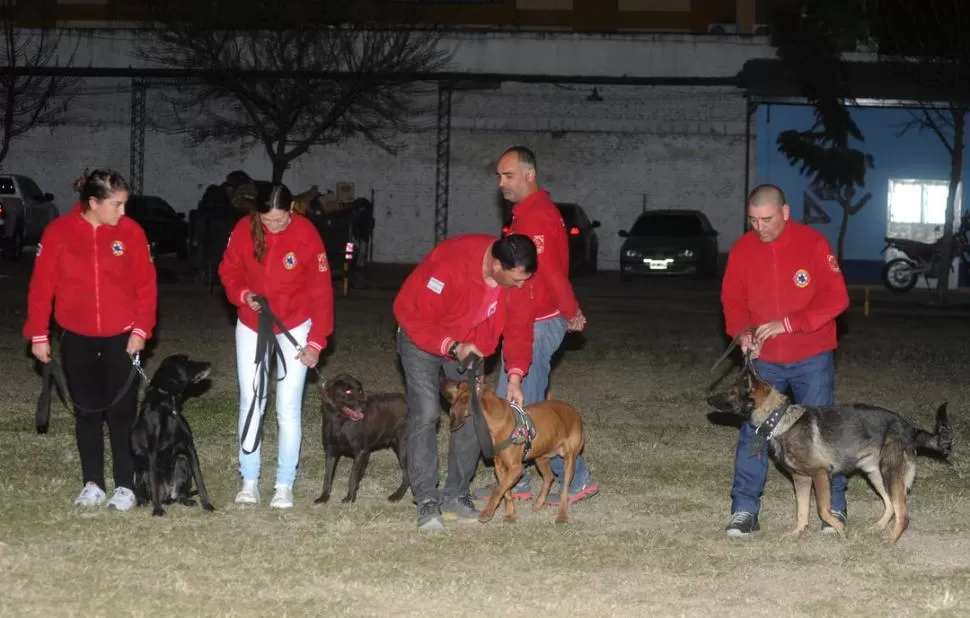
449, 404, 468, 432
440, 378, 462, 404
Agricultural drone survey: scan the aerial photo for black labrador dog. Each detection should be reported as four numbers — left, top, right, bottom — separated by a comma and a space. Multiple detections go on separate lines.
314, 374, 409, 504
130, 354, 215, 517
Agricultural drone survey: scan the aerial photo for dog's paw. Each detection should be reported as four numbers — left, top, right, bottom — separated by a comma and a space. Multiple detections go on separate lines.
180, 498, 197, 507
555, 515, 569, 525
202, 503, 215, 512
152, 507, 166, 517
314, 494, 330, 504
504, 515, 517, 524
341, 495, 356, 504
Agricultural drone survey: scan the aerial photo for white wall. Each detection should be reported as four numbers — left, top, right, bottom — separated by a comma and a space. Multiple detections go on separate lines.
5, 30, 764, 267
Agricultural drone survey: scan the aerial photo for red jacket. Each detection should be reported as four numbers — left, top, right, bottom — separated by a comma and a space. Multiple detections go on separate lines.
218, 213, 334, 351
721, 221, 849, 364
506, 189, 580, 322
24, 204, 157, 343
393, 234, 534, 377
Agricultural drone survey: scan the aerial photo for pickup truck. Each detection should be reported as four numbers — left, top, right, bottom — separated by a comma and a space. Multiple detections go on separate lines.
0, 174, 60, 261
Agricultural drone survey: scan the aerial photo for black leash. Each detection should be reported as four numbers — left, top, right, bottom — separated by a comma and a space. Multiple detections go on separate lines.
35, 353, 147, 434
709, 327, 761, 379
239, 294, 307, 455
458, 352, 495, 462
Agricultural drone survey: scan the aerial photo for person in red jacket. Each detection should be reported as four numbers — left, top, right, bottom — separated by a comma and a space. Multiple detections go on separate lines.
24, 168, 157, 512
721, 184, 850, 537
473, 146, 599, 505
393, 233, 536, 531
219, 183, 334, 509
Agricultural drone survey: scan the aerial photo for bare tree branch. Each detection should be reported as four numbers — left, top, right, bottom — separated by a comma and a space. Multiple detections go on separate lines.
0, 3, 78, 167
138, 0, 452, 182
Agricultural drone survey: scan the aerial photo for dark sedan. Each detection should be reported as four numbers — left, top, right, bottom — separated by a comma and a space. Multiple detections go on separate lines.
125, 195, 190, 260
618, 209, 719, 280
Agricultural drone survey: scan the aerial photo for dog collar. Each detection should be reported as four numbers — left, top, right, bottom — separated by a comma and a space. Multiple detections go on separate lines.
493, 402, 536, 459
755, 400, 789, 440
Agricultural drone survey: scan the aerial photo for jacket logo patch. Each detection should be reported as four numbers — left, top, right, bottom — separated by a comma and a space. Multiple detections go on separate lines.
827, 254, 841, 273
317, 252, 329, 272
111, 240, 125, 256
427, 277, 444, 294
283, 252, 297, 270
532, 234, 545, 254
793, 269, 811, 288
487, 300, 498, 317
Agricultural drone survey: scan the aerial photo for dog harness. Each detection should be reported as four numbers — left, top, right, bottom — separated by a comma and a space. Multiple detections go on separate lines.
493, 402, 537, 460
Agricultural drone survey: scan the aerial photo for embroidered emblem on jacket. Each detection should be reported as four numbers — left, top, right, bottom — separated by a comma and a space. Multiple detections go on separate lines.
318, 252, 329, 272
427, 277, 444, 294
283, 252, 297, 270
532, 234, 545, 254
111, 240, 125, 256
793, 269, 811, 288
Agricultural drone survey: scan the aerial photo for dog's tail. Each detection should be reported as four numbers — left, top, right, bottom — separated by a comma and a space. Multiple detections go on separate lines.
915, 402, 953, 459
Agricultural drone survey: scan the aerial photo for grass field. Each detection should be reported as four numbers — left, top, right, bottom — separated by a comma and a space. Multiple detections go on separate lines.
0, 274, 968, 617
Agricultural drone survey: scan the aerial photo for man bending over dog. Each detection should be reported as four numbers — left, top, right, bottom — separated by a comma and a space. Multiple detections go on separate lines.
473, 146, 599, 506
721, 184, 849, 537
393, 233, 536, 532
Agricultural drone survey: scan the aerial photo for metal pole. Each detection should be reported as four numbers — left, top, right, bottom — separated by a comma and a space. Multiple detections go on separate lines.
433, 81, 453, 244
129, 80, 147, 195
743, 96, 754, 232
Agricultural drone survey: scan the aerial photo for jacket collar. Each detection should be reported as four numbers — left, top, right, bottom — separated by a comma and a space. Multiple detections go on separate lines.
511, 188, 551, 219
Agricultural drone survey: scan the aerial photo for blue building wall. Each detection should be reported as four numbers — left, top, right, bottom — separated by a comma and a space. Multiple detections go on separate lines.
754, 103, 970, 285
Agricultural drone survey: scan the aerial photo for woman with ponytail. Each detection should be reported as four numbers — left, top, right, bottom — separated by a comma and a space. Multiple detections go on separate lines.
218, 182, 334, 508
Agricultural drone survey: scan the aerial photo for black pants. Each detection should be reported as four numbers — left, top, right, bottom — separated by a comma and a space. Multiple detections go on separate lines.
396, 328, 479, 504
60, 330, 138, 491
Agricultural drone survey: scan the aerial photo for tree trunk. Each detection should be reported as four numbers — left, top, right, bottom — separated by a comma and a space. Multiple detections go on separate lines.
936, 109, 966, 305
271, 158, 287, 184
837, 198, 850, 268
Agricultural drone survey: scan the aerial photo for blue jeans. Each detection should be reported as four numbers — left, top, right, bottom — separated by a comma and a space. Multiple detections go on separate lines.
731, 350, 847, 516
235, 319, 310, 488
497, 316, 591, 492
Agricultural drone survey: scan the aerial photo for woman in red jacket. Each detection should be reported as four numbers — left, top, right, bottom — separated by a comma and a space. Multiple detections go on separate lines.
24, 168, 158, 511
218, 183, 334, 509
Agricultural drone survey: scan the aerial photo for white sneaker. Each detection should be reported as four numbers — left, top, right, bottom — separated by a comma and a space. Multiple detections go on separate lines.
270, 485, 293, 509
107, 487, 136, 512
74, 482, 106, 507
235, 480, 260, 504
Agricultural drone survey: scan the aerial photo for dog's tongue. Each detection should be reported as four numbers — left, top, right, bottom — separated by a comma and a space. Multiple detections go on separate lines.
342, 406, 364, 421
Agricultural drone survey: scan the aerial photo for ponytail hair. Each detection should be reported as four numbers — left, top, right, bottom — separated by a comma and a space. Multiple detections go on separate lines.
250, 182, 293, 263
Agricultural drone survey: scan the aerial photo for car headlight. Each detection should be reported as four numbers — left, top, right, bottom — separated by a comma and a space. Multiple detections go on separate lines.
624, 249, 640, 258
680, 249, 695, 258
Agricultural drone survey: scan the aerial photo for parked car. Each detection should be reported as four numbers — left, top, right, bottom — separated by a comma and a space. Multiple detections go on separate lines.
124, 195, 190, 260
618, 209, 719, 280
0, 174, 60, 261
502, 201, 601, 277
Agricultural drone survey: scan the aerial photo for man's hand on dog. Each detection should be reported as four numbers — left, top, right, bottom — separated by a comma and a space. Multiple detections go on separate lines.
296, 346, 320, 368
506, 375, 525, 407
31, 342, 51, 364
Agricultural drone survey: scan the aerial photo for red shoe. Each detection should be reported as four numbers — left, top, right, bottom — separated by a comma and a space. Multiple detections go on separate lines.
544, 479, 599, 506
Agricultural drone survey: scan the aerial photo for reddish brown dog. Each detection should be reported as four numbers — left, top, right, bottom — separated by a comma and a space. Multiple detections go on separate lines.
442, 379, 585, 525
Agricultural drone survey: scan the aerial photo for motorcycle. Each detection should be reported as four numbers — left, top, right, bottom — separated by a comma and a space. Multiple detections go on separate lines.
881, 214, 970, 294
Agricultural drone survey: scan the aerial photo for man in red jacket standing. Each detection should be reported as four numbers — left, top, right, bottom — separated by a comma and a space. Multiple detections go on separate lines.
721, 184, 850, 537
473, 146, 599, 505
394, 233, 536, 532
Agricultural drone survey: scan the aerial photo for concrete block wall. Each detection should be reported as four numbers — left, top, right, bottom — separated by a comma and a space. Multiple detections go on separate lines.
4, 81, 754, 269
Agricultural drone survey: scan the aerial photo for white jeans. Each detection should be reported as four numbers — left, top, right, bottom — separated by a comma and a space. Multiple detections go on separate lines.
235, 318, 311, 487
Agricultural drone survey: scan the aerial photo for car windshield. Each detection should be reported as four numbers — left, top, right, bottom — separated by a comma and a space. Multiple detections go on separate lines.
629, 213, 703, 236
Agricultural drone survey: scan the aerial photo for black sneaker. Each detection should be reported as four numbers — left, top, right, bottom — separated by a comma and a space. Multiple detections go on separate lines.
441, 494, 479, 522
417, 500, 445, 532
821, 510, 847, 534
725, 511, 760, 537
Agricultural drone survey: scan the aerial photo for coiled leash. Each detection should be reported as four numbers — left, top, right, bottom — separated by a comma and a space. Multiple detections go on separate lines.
35, 351, 149, 435
239, 294, 307, 455
709, 326, 761, 379
459, 352, 496, 462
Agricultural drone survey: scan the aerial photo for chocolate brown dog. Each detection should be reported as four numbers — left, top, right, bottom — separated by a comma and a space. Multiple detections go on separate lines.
442, 379, 585, 524
314, 374, 409, 504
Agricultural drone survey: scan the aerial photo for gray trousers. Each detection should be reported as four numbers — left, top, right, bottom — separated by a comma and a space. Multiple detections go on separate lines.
396, 328, 481, 504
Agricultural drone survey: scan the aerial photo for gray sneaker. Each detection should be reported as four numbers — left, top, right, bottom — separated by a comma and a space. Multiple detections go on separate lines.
471, 474, 533, 501
441, 494, 480, 522
821, 510, 847, 534
417, 500, 445, 532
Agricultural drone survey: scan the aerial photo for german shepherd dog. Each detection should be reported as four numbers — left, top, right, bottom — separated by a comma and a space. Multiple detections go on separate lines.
707, 361, 952, 545
130, 354, 215, 517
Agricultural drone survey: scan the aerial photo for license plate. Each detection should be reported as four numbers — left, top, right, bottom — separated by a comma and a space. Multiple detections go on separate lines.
646, 259, 670, 270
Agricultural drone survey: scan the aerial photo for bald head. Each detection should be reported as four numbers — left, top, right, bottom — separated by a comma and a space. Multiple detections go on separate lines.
747, 184, 790, 243
496, 146, 539, 204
